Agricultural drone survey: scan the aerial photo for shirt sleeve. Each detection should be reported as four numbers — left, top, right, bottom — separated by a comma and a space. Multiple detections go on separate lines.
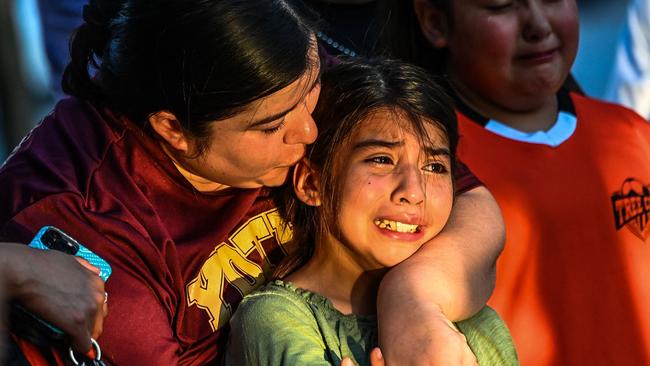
454, 160, 483, 195
0, 195, 182, 365
455, 306, 519, 366
226, 291, 335, 366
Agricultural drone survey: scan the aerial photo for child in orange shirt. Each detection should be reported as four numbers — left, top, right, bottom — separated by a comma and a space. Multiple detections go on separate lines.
383, 0, 650, 364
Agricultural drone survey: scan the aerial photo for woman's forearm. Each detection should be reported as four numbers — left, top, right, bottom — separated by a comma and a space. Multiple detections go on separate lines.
376, 186, 504, 366
380, 185, 504, 320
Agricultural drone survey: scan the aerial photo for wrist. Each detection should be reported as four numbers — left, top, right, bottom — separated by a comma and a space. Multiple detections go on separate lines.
378, 262, 452, 318
1, 243, 32, 300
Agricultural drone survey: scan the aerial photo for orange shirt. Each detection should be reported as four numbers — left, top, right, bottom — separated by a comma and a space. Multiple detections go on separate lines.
457, 92, 650, 365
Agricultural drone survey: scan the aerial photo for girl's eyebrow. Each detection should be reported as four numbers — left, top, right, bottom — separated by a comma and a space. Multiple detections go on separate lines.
353, 139, 402, 150
353, 139, 450, 157
426, 147, 451, 157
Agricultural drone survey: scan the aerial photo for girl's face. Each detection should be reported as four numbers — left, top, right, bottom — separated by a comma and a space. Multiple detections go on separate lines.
175, 45, 321, 191
429, 0, 579, 112
327, 110, 454, 270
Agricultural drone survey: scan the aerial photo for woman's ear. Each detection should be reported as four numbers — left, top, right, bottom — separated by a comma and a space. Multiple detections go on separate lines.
414, 0, 450, 49
149, 111, 190, 153
293, 158, 322, 207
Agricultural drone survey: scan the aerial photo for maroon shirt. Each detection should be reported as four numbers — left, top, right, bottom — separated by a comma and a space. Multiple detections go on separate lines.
0, 98, 480, 365
0, 99, 294, 365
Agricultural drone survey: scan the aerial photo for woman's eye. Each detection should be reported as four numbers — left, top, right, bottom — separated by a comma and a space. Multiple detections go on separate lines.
260, 120, 286, 135
423, 162, 448, 174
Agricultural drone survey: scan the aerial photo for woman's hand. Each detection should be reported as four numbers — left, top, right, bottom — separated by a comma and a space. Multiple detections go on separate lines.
342, 347, 385, 366
1, 243, 107, 353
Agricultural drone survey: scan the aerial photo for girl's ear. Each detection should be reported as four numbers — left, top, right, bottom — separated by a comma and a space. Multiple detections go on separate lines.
414, 0, 450, 49
149, 111, 191, 153
293, 158, 322, 207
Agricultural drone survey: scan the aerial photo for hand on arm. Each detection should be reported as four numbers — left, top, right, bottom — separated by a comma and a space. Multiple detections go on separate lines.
1, 243, 106, 353
377, 186, 505, 365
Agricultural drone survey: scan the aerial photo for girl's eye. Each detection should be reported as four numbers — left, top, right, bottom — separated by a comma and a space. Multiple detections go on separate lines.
367, 156, 394, 165
423, 162, 448, 174
260, 120, 286, 135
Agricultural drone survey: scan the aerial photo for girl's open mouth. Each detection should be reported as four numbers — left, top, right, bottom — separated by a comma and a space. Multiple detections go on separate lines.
373, 218, 420, 233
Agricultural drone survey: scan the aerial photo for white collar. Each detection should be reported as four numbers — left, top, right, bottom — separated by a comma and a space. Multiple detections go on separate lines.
484, 111, 577, 147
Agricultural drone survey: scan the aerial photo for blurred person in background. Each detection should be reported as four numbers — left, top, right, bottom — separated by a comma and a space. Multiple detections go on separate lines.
606, 0, 650, 120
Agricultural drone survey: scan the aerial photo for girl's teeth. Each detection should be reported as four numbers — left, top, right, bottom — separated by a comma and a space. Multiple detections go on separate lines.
373, 219, 418, 233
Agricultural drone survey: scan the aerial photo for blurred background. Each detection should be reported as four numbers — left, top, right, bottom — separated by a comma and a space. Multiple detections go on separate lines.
0, 0, 635, 162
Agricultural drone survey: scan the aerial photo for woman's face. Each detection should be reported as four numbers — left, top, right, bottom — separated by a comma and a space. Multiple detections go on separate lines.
178, 47, 321, 191
328, 110, 454, 270
430, 0, 579, 112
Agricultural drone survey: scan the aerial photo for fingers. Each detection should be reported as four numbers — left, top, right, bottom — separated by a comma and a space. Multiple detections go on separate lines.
91, 291, 106, 339
369, 348, 384, 366
74, 257, 100, 275
341, 358, 356, 366
72, 276, 106, 352
68, 322, 94, 354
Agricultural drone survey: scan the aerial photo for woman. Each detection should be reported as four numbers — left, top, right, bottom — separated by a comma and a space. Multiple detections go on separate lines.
0, 0, 504, 364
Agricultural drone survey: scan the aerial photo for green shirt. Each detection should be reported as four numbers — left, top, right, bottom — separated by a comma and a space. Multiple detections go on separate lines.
225, 280, 518, 366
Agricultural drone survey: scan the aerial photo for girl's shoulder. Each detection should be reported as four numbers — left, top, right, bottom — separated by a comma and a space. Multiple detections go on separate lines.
234, 280, 322, 325
455, 306, 519, 366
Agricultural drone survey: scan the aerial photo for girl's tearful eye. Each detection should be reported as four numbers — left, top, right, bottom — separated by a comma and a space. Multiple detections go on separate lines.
367, 156, 394, 165
423, 162, 449, 174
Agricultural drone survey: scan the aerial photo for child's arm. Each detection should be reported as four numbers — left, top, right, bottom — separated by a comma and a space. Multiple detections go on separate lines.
376, 186, 505, 365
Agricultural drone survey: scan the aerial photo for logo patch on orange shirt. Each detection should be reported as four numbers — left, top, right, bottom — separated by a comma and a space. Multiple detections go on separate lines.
612, 178, 650, 241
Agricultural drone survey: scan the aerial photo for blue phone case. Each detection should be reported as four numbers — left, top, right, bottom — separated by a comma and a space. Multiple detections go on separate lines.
29, 226, 112, 281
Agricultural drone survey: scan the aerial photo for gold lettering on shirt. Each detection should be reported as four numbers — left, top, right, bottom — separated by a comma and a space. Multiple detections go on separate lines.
186, 209, 293, 331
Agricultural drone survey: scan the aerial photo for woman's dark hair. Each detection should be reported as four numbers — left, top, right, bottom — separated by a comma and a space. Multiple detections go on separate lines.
274, 58, 458, 278
62, 0, 319, 151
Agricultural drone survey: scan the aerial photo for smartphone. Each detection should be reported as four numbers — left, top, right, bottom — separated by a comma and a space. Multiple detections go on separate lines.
28, 226, 112, 281
10, 226, 112, 342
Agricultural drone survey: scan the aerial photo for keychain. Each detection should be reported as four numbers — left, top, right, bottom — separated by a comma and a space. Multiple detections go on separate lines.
69, 338, 105, 366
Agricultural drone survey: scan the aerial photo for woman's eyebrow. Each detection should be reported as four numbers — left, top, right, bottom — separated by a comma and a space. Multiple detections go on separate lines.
248, 106, 295, 128
248, 75, 320, 128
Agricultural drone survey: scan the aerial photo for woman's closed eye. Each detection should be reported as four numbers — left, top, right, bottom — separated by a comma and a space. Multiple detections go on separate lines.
260, 119, 286, 135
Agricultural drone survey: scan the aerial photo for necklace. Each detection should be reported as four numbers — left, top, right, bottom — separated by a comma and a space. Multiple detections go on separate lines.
316, 31, 358, 57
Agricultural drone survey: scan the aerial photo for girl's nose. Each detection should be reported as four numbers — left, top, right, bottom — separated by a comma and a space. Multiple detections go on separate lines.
391, 165, 425, 206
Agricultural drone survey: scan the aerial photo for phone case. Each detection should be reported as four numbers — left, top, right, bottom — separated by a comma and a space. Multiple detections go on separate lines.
29, 226, 112, 281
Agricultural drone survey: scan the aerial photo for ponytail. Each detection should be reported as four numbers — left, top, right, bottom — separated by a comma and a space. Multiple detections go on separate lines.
61, 0, 123, 102
62, 0, 316, 141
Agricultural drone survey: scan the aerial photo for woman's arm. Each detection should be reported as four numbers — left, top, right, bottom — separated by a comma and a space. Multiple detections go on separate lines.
377, 186, 505, 365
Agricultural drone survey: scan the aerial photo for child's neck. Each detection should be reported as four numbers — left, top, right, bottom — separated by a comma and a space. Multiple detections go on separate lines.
285, 239, 386, 316
451, 79, 559, 133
